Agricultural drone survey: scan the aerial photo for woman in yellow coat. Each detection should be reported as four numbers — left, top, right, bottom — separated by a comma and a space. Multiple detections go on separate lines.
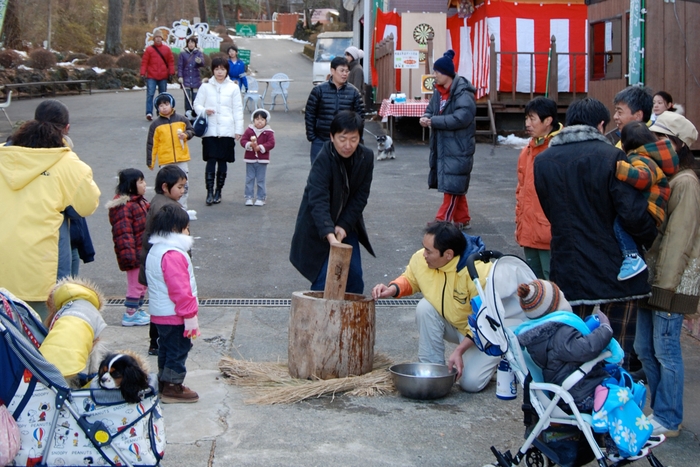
0, 100, 100, 319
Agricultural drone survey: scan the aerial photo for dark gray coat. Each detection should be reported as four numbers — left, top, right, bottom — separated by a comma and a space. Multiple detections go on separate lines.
518, 320, 613, 403
305, 79, 364, 142
289, 141, 375, 282
425, 75, 477, 195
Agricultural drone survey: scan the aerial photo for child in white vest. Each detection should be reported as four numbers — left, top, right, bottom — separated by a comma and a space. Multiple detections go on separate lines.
145, 204, 199, 403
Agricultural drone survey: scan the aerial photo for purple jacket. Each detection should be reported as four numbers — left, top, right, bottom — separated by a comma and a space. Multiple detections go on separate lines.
177, 47, 205, 89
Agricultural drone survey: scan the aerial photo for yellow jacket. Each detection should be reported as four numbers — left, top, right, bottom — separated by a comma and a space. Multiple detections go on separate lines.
0, 145, 100, 301
391, 250, 491, 336
146, 112, 194, 169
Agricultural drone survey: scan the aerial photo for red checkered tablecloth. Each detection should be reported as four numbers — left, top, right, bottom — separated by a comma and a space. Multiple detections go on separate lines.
379, 99, 429, 119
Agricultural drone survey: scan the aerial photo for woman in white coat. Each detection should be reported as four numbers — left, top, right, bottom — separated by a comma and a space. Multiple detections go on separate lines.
193, 56, 244, 205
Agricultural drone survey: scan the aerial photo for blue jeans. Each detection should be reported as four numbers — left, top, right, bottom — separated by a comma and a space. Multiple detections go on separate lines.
310, 138, 325, 165
633, 307, 684, 430
155, 324, 193, 384
310, 231, 364, 294
613, 216, 639, 257
146, 78, 168, 116
245, 162, 267, 200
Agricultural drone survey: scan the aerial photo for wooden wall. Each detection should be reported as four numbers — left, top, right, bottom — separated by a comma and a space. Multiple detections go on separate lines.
588, 0, 700, 149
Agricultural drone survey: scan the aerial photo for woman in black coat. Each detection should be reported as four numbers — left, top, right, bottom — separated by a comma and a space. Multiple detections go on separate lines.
290, 111, 374, 294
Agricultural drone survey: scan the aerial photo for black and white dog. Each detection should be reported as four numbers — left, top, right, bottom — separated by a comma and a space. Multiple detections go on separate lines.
97, 352, 150, 403
376, 134, 395, 161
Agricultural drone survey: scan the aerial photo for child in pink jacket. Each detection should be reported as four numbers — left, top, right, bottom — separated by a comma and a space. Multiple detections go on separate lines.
240, 109, 275, 206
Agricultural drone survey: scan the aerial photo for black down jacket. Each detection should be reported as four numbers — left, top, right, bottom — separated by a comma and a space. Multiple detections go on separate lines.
305, 79, 364, 142
425, 75, 477, 195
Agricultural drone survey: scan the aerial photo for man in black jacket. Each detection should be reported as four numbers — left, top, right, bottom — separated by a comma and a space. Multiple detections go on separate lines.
305, 57, 364, 164
533, 98, 657, 369
290, 111, 374, 294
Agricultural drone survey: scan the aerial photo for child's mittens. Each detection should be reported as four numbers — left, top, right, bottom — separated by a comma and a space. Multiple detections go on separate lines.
183, 316, 200, 339
595, 309, 612, 330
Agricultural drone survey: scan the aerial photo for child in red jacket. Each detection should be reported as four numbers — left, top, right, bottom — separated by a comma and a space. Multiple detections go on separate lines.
107, 168, 150, 326
240, 109, 275, 206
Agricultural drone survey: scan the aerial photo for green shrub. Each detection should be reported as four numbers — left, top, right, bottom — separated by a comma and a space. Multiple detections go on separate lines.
0, 50, 22, 68
95, 69, 121, 89
28, 48, 56, 70
116, 53, 141, 71
86, 54, 116, 69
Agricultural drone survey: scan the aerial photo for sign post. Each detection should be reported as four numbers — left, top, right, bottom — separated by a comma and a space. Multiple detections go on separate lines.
628, 0, 642, 85
238, 49, 251, 66
235, 23, 257, 37
394, 50, 420, 97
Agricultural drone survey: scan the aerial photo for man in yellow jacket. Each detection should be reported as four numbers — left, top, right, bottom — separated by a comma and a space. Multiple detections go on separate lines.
372, 222, 499, 392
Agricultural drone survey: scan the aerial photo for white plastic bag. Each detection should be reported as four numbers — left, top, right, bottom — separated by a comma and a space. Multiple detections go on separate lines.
0, 403, 21, 465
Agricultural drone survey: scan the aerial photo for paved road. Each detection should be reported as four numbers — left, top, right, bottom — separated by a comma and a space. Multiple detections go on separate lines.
3, 37, 699, 466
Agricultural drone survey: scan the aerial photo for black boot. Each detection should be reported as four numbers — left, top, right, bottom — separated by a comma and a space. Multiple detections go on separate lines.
213, 171, 226, 204
205, 172, 215, 206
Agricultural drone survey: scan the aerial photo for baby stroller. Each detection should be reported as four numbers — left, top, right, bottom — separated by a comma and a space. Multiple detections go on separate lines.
465, 253, 665, 467
0, 290, 166, 467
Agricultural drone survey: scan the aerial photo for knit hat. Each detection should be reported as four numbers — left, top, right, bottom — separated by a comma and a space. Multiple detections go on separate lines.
251, 108, 270, 122
517, 280, 572, 319
153, 30, 164, 39
433, 50, 456, 78
345, 46, 364, 61
649, 111, 698, 147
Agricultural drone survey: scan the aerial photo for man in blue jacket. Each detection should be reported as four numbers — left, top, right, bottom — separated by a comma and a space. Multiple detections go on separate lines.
533, 98, 657, 369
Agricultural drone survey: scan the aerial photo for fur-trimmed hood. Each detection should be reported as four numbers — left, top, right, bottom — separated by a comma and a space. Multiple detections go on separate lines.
47, 276, 105, 315
105, 194, 130, 209
549, 124, 612, 147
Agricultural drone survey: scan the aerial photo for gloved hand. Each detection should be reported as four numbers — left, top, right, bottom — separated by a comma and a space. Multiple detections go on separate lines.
178, 77, 183, 84
140, 75, 146, 80
169, 74, 175, 82
595, 309, 611, 328
183, 316, 200, 339
195, 57, 202, 64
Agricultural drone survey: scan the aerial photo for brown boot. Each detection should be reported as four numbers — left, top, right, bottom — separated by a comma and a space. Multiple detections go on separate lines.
160, 382, 199, 404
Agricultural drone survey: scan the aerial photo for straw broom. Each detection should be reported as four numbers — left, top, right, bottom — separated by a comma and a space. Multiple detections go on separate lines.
218, 354, 396, 405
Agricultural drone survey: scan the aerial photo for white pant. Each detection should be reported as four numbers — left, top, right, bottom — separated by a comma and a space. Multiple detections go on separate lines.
415, 298, 499, 393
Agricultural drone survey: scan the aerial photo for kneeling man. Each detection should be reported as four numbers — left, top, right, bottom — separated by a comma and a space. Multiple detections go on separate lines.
372, 222, 509, 392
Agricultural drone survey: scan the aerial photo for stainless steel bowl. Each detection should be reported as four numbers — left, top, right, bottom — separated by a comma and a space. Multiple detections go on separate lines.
389, 363, 457, 400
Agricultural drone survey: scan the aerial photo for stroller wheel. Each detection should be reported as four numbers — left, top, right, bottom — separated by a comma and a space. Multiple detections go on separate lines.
525, 448, 553, 467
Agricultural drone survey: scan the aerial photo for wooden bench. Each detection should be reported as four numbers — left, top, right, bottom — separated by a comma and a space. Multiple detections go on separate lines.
2, 80, 93, 99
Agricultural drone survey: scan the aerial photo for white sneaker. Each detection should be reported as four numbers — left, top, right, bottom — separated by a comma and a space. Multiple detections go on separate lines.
651, 418, 680, 437
187, 209, 197, 220
254, 199, 266, 206
245, 199, 254, 206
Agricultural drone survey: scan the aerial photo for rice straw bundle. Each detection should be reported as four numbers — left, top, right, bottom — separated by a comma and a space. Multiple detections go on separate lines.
218, 354, 396, 404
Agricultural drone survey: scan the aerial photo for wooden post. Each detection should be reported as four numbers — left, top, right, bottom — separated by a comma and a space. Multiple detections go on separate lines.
323, 243, 352, 300
549, 36, 559, 104
489, 35, 497, 104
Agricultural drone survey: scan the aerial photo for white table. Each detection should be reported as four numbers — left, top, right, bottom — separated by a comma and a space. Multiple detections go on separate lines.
256, 78, 294, 112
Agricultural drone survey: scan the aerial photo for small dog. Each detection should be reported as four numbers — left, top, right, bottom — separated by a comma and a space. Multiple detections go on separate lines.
376, 134, 395, 161
97, 352, 150, 403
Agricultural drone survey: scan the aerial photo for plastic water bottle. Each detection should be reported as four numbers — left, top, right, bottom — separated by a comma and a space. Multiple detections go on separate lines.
496, 357, 517, 400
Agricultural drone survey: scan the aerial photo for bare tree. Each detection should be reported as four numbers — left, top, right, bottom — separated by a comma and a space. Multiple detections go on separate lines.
104, 0, 124, 55
198, 0, 208, 23
217, 0, 226, 26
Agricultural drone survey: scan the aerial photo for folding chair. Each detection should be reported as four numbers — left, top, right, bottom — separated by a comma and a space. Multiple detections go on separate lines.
0, 90, 13, 126
269, 73, 290, 112
243, 77, 264, 114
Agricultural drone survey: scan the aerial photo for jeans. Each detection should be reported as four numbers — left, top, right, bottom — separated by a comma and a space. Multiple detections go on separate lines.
146, 78, 168, 116
155, 324, 192, 384
310, 231, 364, 294
71, 248, 80, 276
245, 162, 267, 200
634, 307, 684, 430
613, 216, 639, 257
523, 247, 551, 280
310, 138, 325, 165
415, 298, 501, 392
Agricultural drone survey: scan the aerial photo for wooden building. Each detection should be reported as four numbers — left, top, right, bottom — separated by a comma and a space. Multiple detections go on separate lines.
587, 0, 700, 149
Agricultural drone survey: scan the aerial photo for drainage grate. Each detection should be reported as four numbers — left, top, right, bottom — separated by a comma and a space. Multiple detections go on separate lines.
106, 298, 420, 307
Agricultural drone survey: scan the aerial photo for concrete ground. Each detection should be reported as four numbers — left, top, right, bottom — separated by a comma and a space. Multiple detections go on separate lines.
2, 36, 698, 466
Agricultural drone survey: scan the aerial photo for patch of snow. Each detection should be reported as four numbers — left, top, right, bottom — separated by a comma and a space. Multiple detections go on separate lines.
255, 34, 292, 40
92, 66, 106, 74
57, 62, 73, 67
167, 83, 181, 90
132, 86, 145, 90
290, 37, 311, 45
497, 134, 529, 149
18, 64, 33, 70
14, 50, 28, 58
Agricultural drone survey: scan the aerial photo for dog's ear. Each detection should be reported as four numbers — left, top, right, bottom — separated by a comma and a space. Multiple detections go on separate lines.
118, 360, 150, 403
